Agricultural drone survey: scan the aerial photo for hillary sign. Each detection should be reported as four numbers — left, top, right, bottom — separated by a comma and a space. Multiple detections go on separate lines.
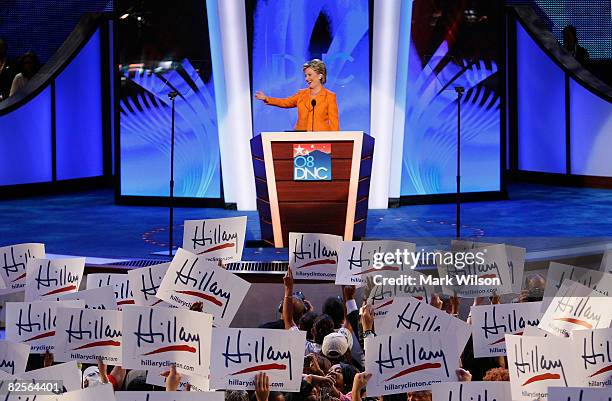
293, 143, 331, 181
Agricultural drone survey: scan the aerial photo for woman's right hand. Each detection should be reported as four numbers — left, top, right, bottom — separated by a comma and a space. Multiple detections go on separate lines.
255, 91, 267, 101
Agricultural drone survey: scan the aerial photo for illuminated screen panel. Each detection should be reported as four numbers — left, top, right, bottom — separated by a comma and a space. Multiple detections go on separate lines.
55, 29, 104, 180
569, 79, 612, 176
400, 0, 502, 195
248, 0, 370, 134
118, 1, 221, 198
516, 22, 566, 174
0, 87, 52, 185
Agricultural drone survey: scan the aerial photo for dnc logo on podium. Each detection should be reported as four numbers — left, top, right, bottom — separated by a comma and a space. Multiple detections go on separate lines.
293, 144, 332, 181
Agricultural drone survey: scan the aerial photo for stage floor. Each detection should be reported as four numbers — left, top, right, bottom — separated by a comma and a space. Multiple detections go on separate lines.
2, 183, 612, 262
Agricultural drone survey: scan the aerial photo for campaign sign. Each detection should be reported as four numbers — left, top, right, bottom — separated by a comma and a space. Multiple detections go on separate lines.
48, 383, 115, 401
367, 270, 434, 321
438, 244, 512, 297
5, 300, 85, 353
87, 273, 135, 309
209, 328, 306, 392
470, 302, 542, 357
54, 307, 122, 365
24, 257, 84, 301
117, 391, 224, 401
128, 263, 172, 307
57, 286, 117, 310
145, 369, 210, 392
522, 325, 549, 337
431, 382, 512, 401
293, 143, 331, 181
505, 334, 579, 401
289, 233, 342, 281
539, 280, 612, 337
335, 241, 417, 286
122, 306, 212, 376
376, 296, 471, 353
570, 329, 612, 388
182, 216, 247, 263
452, 240, 526, 294
0, 341, 29, 376
156, 248, 251, 327
20, 361, 83, 391
548, 387, 612, 401
0, 243, 45, 292
364, 332, 461, 395
542, 263, 612, 312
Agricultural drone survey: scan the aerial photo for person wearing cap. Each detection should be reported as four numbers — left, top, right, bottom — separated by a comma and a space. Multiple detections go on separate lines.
321, 332, 350, 362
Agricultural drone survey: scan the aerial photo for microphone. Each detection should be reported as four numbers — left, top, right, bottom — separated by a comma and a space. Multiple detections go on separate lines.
311, 99, 316, 132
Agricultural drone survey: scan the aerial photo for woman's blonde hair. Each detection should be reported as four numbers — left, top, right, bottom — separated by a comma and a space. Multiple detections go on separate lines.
303, 59, 327, 84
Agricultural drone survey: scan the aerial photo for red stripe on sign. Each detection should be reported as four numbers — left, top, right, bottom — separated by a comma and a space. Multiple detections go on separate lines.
175, 290, 223, 307
553, 317, 593, 329
25, 331, 55, 342
73, 340, 121, 350
353, 266, 400, 275
43, 285, 77, 296
384, 363, 442, 382
197, 243, 234, 254
231, 363, 287, 375
143, 344, 196, 355
522, 373, 560, 386
375, 299, 394, 310
589, 364, 612, 378
12, 272, 26, 283
117, 300, 135, 305
297, 259, 336, 269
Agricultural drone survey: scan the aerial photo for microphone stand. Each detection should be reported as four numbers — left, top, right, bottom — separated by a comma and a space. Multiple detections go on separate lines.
168, 90, 179, 257
311, 99, 316, 132
454, 86, 464, 239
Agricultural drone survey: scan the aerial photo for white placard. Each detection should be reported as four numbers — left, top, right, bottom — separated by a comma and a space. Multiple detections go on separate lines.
335, 241, 417, 286
452, 240, 526, 294
432, 382, 512, 401
209, 328, 306, 392
145, 369, 210, 392
24, 257, 84, 301
121, 306, 212, 377
5, 300, 85, 353
505, 334, 579, 401
470, 302, 542, 357
539, 280, 612, 337
128, 263, 172, 307
289, 233, 342, 281
54, 307, 122, 365
376, 296, 471, 353
183, 217, 247, 263
0, 243, 45, 292
570, 328, 612, 388
437, 244, 512, 297
57, 286, 118, 310
543, 263, 612, 311
548, 387, 612, 400
156, 249, 250, 327
367, 270, 434, 321
20, 361, 82, 392
87, 273, 134, 309
50, 383, 115, 401
117, 391, 224, 401
522, 325, 550, 337
0, 341, 29, 376
364, 332, 461, 395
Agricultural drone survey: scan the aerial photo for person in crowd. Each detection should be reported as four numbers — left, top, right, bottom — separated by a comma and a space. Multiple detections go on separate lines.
306, 314, 335, 354
300, 311, 319, 341
304, 353, 332, 376
10, 51, 40, 96
260, 278, 306, 330
322, 332, 352, 365
563, 25, 589, 65
255, 58, 340, 131
0, 38, 15, 101
483, 367, 510, 381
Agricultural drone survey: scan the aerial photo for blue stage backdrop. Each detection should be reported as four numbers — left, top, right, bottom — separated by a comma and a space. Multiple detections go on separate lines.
400, 0, 502, 196
247, 0, 370, 135
118, 1, 221, 198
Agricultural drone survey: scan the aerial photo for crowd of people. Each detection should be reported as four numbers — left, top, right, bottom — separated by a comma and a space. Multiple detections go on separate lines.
22, 266, 545, 401
0, 38, 41, 101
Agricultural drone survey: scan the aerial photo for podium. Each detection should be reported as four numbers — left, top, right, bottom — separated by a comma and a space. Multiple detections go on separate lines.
250, 131, 375, 248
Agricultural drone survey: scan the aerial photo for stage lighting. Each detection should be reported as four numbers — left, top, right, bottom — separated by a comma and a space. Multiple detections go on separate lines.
120, 13, 129, 20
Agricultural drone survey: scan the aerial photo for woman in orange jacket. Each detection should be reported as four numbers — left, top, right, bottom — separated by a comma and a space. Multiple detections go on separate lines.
255, 59, 340, 131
